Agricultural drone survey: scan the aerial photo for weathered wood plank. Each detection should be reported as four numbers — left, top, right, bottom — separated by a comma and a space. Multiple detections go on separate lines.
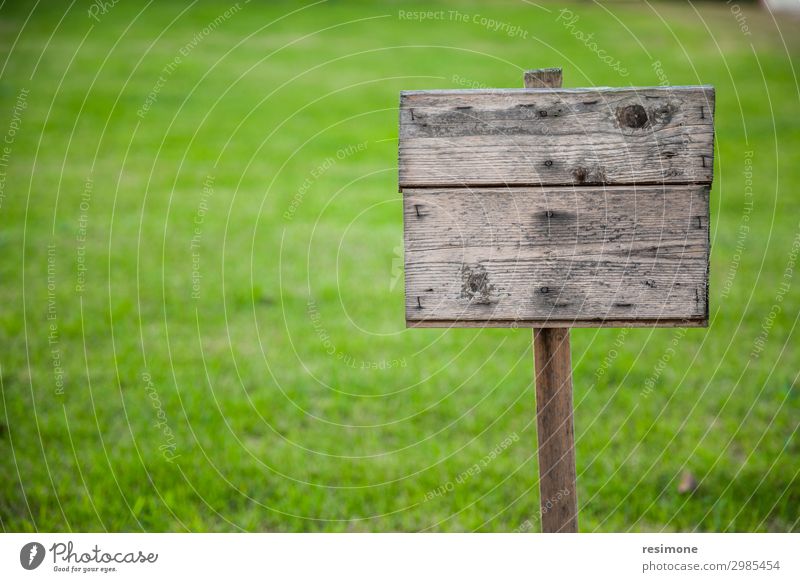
403, 185, 709, 326
398, 86, 715, 188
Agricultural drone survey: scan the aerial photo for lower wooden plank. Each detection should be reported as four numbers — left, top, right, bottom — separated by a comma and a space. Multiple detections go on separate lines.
403, 184, 709, 327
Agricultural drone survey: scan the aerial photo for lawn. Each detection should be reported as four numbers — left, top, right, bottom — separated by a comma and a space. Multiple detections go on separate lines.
0, 0, 798, 532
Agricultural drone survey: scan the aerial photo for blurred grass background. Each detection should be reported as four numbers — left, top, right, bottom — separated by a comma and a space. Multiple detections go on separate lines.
0, 0, 798, 532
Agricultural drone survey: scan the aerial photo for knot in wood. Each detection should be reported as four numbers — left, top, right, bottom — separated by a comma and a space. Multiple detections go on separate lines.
617, 104, 648, 129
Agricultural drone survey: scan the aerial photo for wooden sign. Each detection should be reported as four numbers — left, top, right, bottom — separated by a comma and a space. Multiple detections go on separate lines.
398, 68, 715, 532
400, 83, 714, 328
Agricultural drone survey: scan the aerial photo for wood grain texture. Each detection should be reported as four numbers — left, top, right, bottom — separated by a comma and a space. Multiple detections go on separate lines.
403, 185, 709, 326
398, 86, 715, 188
533, 327, 578, 533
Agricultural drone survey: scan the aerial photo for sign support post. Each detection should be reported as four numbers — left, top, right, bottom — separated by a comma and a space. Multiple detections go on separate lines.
525, 68, 579, 533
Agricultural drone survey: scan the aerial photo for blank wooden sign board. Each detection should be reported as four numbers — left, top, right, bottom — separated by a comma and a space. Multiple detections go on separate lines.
399, 68, 714, 532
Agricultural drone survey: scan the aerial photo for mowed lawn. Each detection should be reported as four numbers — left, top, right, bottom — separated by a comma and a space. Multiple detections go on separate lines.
0, 0, 798, 532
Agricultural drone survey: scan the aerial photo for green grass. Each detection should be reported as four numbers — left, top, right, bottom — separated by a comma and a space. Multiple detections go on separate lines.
1, 0, 798, 532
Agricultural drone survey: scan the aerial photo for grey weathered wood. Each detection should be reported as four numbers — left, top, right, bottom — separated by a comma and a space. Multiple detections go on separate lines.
399, 86, 715, 188
524, 68, 562, 88
534, 327, 578, 533
403, 185, 709, 326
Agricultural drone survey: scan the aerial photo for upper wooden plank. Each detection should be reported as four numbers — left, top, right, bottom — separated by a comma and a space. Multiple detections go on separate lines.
398, 86, 715, 188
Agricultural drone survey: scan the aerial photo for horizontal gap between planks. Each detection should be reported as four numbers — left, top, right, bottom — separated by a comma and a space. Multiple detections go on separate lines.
399, 181, 713, 192
406, 318, 708, 329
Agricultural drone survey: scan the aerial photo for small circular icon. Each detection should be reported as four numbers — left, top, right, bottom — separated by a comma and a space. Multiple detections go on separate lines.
20, 542, 46, 570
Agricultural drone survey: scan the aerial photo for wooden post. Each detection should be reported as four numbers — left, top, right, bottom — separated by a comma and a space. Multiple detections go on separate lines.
524, 68, 578, 533
532, 328, 578, 532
